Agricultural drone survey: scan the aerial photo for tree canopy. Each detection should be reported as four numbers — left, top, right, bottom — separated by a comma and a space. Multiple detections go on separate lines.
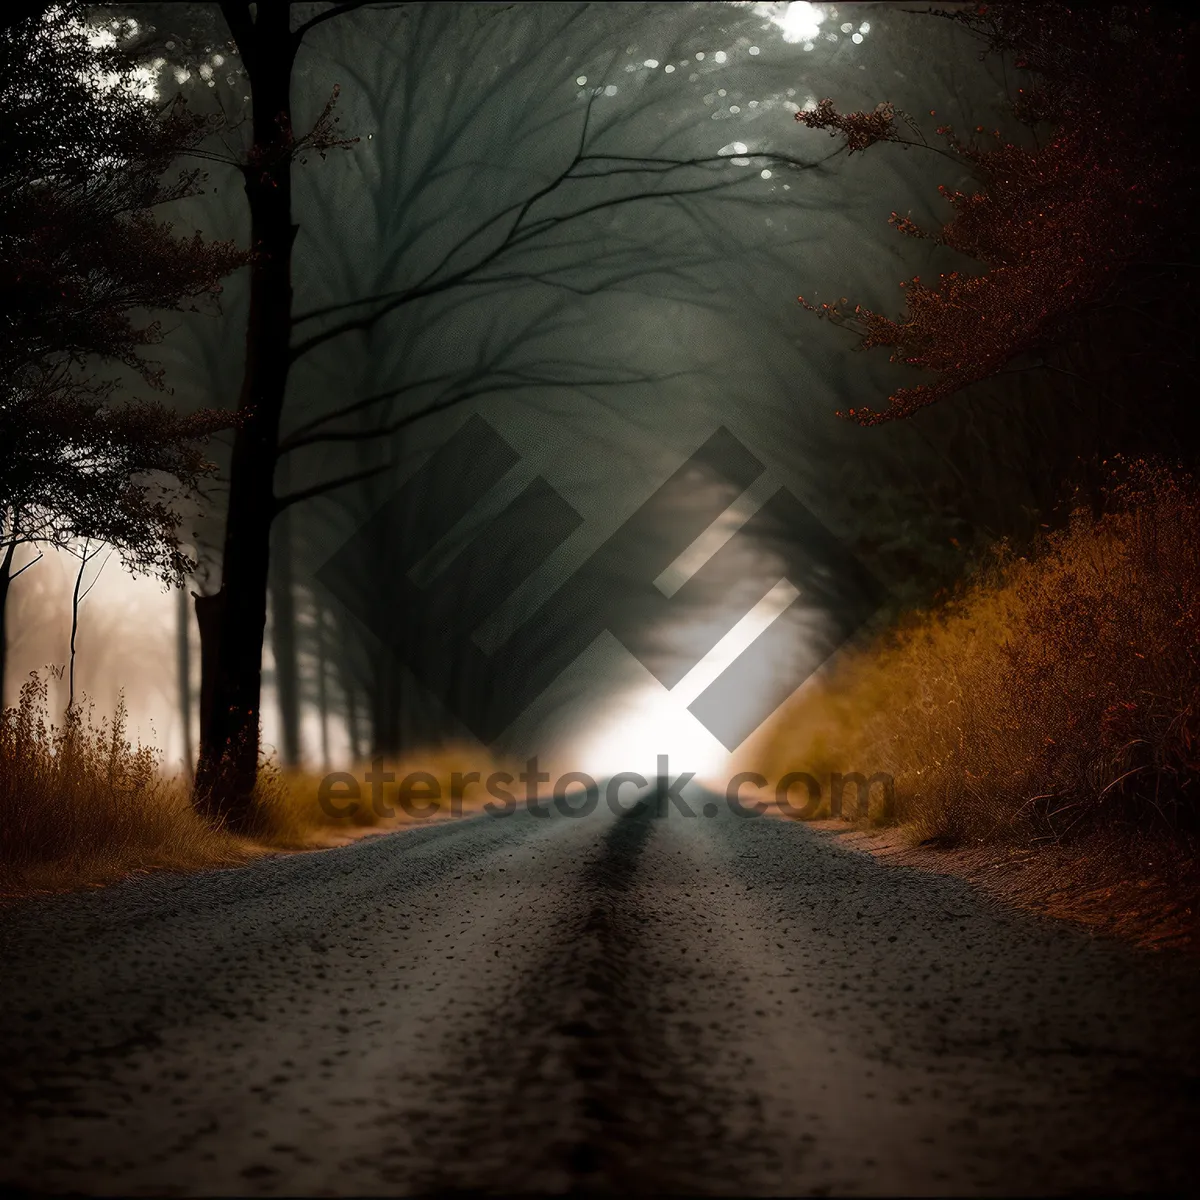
796, 2, 1200, 426
0, 1, 243, 583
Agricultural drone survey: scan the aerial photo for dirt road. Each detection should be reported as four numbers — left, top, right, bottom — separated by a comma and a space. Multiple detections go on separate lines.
2, 794, 1198, 1194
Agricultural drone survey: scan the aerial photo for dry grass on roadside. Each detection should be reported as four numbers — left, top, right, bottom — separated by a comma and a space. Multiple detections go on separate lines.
245, 746, 523, 848
0, 671, 517, 895
751, 459, 1200, 849
0, 673, 258, 895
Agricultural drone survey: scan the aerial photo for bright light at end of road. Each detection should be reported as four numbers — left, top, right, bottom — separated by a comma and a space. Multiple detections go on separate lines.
575, 680, 730, 785
575, 578, 802, 786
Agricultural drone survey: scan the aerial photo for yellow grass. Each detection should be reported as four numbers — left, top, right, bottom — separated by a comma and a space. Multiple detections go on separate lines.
245, 746, 525, 847
0, 673, 258, 894
0, 670, 519, 894
10, 459, 1197, 893
749, 459, 1200, 847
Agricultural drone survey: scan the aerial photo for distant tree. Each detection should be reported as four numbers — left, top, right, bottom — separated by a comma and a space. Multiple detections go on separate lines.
191, 0, 826, 821
795, 2, 1199, 427
0, 2, 243, 701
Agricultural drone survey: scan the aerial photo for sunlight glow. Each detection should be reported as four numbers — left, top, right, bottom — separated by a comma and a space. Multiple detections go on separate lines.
575, 579, 801, 785
574, 675, 730, 784
575, 476, 808, 787
674, 579, 801, 709
771, 2, 824, 45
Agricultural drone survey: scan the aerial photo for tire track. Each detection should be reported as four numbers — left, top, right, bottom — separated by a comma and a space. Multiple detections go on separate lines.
4, 793, 1200, 1194
426, 793, 777, 1194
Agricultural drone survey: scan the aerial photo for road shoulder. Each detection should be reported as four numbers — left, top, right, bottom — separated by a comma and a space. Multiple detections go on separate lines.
802, 818, 1199, 954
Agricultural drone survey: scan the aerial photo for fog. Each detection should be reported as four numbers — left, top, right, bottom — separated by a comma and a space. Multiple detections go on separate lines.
6, 1, 1019, 778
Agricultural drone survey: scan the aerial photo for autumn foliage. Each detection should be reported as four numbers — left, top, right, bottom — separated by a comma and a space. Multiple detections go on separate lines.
758, 459, 1200, 843
796, 3, 1198, 424
0, 673, 254, 893
0, 670, 515, 893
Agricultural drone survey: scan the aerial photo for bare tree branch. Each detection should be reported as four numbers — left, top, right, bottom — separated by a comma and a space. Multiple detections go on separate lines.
289, 152, 829, 360
274, 459, 394, 513
279, 363, 691, 453
277, 370, 461, 451
292, 1, 393, 42
9, 551, 43, 580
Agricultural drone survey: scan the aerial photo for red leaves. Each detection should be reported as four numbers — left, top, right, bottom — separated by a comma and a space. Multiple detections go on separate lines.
888, 212, 926, 238
794, 2, 1196, 425
795, 98, 898, 154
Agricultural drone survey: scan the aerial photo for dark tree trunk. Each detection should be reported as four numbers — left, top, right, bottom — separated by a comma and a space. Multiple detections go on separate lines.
344, 671, 360, 764
316, 600, 330, 770
336, 615, 361, 764
195, 0, 299, 825
176, 584, 194, 773
270, 455, 301, 768
369, 659, 403, 758
194, 588, 224, 764
0, 539, 15, 708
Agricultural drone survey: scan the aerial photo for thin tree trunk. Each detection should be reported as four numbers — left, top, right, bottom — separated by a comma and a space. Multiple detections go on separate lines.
336, 618, 361, 764
0, 539, 15, 709
66, 542, 107, 713
68, 542, 88, 711
369, 659, 403, 758
195, 0, 299, 826
177, 584, 194, 773
316, 599, 330, 770
194, 589, 224, 766
344, 671, 360, 764
270, 455, 301, 768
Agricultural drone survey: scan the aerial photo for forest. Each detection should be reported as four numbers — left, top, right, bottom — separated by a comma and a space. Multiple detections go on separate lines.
2, 0, 1197, 932
4, 5, 1200, 1194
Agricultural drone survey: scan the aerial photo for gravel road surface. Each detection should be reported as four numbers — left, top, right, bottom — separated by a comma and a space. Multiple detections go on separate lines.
2, 793, 1199, 1195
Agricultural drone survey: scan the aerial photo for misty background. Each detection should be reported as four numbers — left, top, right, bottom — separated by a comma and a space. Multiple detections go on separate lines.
9, 1, 1080, 778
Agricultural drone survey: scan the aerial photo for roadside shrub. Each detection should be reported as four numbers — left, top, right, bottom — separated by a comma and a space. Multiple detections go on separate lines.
0, 670, 519, 890
0, 673, 251, 891
245, 746, 522, 846
758, 460, 1200, 844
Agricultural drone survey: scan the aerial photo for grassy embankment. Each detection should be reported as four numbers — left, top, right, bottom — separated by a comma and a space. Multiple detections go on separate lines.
750, 460, 1200, 948
6, 459, 1198, 938
0, 673, 509, 895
